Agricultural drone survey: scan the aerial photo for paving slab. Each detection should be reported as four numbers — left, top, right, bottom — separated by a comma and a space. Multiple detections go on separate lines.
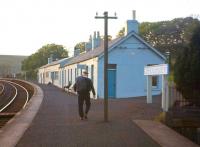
133, 120, 200, 147
16, 84, 162, 147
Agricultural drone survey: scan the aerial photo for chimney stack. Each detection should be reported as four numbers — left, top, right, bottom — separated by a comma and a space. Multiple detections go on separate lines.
85, 31, 102, 52
85, 35, 92, 52
125, 10, 139, 35
48, 54, 53, 64
92, 31, 101, 50
93, 32, 96, 39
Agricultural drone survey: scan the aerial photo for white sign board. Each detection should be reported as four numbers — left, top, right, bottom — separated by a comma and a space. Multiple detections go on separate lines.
144, 64, 168, 75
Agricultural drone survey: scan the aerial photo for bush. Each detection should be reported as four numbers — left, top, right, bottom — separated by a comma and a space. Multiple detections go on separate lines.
174, 25, 200, 106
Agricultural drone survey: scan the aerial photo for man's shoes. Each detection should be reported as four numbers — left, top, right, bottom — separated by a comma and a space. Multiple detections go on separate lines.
80, 114, 88, 120
84, 114, 88, 120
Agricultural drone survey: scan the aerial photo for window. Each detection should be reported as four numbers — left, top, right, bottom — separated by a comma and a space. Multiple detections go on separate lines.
152, 76, 158, 87
84, 66, 89, 77
68, 69, 70, 83
86, 66, 88, 72
108, 64, 116, 69
54, 71, 59, 80
70, 69, 72, 82
77, 68, 79, 76
64, 70, 66, 85
75, 68, 77, 79
147, 64, 158, 88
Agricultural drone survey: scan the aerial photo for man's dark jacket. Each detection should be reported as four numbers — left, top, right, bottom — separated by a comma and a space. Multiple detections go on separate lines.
73, 76, 95, 95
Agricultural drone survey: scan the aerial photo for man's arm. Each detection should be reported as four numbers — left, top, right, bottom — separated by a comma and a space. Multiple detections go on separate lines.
73, 83, 77, 92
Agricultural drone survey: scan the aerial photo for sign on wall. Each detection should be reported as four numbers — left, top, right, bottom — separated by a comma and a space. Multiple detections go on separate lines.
144, 64, 168, 75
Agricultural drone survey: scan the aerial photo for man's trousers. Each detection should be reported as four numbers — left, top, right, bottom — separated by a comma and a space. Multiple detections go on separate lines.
77, 92, 91, 118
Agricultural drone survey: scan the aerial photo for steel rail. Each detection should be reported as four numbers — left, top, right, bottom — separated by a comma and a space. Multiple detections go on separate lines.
0, 83, 5, 95
14, 81, 29, 108
0, 81, 17, 112
0, 79, 29, 112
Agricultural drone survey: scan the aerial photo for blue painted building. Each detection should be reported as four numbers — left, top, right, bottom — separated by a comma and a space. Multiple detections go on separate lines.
38, 15, 166, 99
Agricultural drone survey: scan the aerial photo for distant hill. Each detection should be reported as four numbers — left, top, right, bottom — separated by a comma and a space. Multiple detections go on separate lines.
0, 55, 27, 77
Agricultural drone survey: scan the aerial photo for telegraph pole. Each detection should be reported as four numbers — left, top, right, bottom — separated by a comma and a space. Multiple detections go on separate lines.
95, 11, 117, 122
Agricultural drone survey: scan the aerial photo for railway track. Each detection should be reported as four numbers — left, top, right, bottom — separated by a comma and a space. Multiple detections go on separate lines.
0, 79, 34, 128
0, 83, 4, 95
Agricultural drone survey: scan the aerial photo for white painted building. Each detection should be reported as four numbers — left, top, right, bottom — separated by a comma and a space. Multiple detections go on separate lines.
38, 57, 72, 87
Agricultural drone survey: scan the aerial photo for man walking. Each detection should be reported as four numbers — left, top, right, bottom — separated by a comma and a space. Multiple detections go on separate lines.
73, 70, 95, 120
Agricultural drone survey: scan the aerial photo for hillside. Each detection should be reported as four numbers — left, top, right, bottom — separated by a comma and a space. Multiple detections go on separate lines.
0, 55, 27, 77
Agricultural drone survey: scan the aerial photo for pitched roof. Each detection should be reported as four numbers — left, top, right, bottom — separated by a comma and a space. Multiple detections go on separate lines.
40, 31, 166, 69
39, 57, 72, 69
65, 37, 122, 66
64, 31, 165, 67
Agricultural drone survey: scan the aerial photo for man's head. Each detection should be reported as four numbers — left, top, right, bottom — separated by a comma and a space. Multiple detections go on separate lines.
82, 70, 88, 77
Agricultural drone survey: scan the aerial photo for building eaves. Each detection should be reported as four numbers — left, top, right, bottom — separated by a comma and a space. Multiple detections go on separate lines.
63, 31, 165, 67
39, 57, 71, 69
64, 37, 122, 66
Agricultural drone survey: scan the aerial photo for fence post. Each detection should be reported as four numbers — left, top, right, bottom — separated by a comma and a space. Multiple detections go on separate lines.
147, 75, 152, 103
165, 78, 169, 111
197, 128, 200, 145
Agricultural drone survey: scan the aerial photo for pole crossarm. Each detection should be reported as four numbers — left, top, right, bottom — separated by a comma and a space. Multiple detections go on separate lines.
95, 16, 117, 19
95, 11, 117, 20
95, 11, 117, 122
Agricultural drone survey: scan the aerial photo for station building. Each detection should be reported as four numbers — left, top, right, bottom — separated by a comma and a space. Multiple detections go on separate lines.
38, 15, 166, 99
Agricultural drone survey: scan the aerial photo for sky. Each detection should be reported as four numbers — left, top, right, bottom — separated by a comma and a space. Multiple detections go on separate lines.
0, 0, 199, 57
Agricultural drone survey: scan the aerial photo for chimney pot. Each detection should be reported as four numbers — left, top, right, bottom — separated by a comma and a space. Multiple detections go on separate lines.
133, 10, 136, 20
97, 31, 100, 38
94, 31, 97, 39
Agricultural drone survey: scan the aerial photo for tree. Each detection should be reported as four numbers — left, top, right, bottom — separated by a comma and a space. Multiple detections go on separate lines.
108, 35, 112, 41
21, 43, 68, 80
182, 18, 200, 44
74, 42, 86, 53
174, 25, 200, 106
116, 27, 125, 37
139, 17, 200, 54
